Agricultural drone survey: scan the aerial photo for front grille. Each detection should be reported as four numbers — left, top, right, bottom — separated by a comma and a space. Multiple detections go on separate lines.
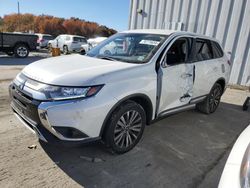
9, 83, 41, 125
11, 84, 33, 102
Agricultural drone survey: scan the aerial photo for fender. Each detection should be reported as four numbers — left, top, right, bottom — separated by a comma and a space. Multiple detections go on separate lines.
99, 93, 153, 137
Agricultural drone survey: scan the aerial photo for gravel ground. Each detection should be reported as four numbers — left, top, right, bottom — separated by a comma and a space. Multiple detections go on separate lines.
0, 53, 249, 188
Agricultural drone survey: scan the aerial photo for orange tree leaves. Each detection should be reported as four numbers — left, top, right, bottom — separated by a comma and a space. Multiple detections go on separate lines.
1, 14, 116, 38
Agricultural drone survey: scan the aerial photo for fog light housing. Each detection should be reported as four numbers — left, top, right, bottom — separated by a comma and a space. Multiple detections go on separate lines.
52, 127, 88, 139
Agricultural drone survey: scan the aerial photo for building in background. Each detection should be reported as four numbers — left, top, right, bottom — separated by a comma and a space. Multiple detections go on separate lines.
129, 0, 250, 86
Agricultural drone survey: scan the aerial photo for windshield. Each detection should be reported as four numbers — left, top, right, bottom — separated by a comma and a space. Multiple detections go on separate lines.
86, 33, 168, 64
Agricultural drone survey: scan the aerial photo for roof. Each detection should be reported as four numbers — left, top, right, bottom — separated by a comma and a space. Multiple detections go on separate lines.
121, 29, 220, 43
59, 34, 86, 38
121, 29, 177, 35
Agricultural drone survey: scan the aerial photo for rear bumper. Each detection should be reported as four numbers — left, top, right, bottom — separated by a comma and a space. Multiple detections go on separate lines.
9, 83, 100, 145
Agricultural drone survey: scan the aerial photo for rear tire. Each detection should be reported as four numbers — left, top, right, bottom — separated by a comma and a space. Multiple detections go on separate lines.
14, 44, 29, 58
104, 100, 146, 154
196, 83, 223, 114
63, 45, 69, 55
80, 49, 86, 55
48, 43, 52, 52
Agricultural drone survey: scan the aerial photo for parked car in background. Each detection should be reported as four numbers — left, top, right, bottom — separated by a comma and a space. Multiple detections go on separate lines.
9, 29, 230, 154
48, 34, 90, 54
36, 33, 54, 48
88, 37, 107, 48
99, 38, 125, 55
0, 32, 38, 58
219, 124, 250, 188
80, 42, 91, 55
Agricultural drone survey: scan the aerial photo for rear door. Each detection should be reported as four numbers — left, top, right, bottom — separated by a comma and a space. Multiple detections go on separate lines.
57, 35, 65, 49
157, 37, 195, 114
192, 38, 221, 98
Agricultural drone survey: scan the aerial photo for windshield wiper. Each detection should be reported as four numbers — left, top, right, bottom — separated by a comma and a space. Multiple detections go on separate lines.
96, 55, 117, 61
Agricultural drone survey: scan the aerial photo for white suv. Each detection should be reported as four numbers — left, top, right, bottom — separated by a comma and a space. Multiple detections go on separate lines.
36, 33, 54, 48
9, 30, 231, 153
48, 34, 90, 54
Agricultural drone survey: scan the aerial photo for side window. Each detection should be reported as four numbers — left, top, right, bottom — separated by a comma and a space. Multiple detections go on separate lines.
211, 41, 224, 58
194, 39, 213, 61
166, 38, 188, 65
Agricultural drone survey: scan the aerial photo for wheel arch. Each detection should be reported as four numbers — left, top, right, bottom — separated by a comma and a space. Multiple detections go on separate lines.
99, 93, 153, 137
215, 77, 226, 92
14, 41, 30, 49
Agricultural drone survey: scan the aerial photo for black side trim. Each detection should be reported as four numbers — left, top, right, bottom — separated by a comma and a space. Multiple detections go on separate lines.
189, 94, 208, 104
157, 103, 195, 117
99, 93, 153, 137
156, 94, 208, 120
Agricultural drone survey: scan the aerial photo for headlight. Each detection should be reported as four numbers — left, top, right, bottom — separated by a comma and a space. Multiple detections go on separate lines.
40, 85, 103, 100
25, 79, 103, 101
240, 143, 250, 188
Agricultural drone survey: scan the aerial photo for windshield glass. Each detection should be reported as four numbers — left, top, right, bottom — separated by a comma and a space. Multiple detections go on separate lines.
86, 33, 168, 64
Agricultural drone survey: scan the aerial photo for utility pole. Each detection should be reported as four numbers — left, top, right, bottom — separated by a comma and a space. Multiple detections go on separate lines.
17, 1, 20, 31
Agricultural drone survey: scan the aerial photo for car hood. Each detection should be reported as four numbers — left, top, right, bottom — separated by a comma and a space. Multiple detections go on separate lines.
22, 54, 139, 86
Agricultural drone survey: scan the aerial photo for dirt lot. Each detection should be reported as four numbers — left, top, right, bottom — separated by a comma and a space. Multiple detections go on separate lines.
0, 53, 249, 188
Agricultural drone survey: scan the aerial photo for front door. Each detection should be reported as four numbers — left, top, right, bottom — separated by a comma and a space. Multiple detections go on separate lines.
157, 37, 195, 115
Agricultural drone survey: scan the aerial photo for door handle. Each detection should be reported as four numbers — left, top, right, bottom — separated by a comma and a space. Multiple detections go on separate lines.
181, 73, 192, 79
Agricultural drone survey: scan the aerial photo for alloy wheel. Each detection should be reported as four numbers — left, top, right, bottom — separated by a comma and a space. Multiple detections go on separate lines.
209, 86, 221, 112
17, 46, 28, 57
114, 110, 142, 148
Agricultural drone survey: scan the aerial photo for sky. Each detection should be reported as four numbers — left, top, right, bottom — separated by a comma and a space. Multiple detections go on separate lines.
0, 0, 130, 31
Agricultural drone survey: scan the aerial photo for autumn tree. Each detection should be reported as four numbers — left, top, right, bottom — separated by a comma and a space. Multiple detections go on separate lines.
1, 13, 116, 38
0, 17, 3, 31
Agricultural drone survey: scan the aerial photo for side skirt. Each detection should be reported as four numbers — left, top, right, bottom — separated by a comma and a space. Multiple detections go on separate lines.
151, 94, 207, 124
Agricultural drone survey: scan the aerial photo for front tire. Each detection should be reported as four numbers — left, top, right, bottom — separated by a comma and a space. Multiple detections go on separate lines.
14, 44, 29, 58
104, 101, 146, 154
196, 83, 223, 114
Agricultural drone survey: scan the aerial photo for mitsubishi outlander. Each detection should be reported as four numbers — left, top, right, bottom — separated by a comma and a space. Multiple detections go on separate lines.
9, 30, 231, 153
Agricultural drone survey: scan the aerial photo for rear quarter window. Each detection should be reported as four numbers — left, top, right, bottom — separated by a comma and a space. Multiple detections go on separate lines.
194, 39, 213, 62
211, 41, 224, 58
73, 37, 87, 43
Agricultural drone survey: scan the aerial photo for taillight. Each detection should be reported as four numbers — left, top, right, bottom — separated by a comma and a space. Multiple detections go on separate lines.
227, 60, 231, 66
37, 39, 44, 43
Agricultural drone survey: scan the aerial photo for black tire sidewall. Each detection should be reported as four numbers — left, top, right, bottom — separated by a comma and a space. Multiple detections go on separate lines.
208, 83, 222, 113
105, 101, 146, 154
14, 44, 29, 58
63, 45, 68, 55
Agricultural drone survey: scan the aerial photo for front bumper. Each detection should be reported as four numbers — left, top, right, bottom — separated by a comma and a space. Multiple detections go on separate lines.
9, 83, 100, 145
